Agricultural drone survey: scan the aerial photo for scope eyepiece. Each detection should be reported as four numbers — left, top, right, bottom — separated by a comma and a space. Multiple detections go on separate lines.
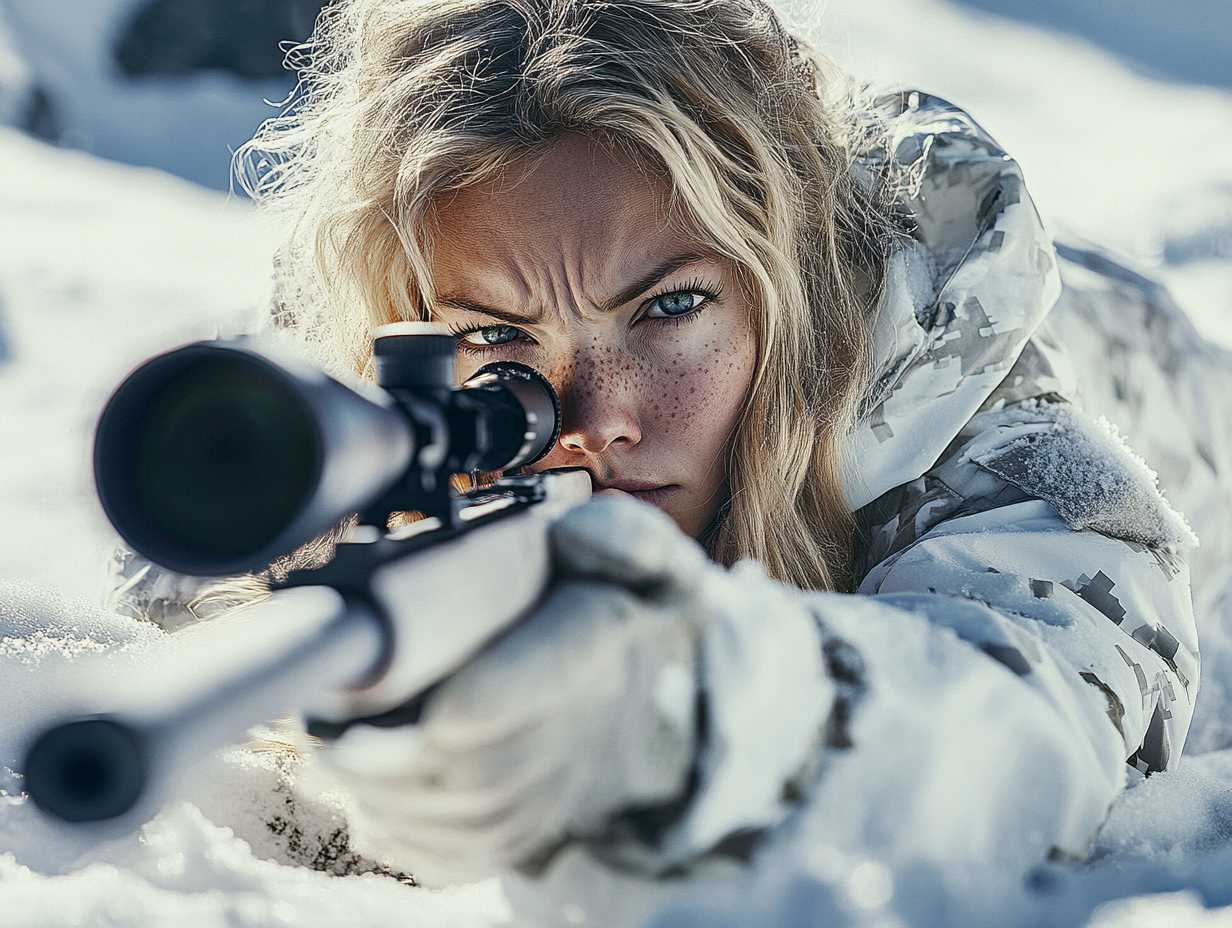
369, 324, 560, 473
462, 362, 561, 471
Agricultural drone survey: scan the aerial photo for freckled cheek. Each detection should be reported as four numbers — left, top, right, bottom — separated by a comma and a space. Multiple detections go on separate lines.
645, 333, 756, 454
534, 356, 574, 396
536, 354, 610, 411
536, 347, 655, 425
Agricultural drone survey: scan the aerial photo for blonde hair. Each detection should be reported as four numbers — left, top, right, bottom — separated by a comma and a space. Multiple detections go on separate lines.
236, 0, 896, 591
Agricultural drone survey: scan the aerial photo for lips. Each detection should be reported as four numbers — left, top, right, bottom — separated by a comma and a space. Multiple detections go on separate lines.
594, 479, 680, 509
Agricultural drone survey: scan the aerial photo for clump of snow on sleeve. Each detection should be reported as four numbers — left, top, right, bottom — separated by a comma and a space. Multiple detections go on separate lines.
966, 401, 1198, 549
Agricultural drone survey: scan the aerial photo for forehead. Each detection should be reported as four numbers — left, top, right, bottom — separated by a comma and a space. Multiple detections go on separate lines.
427, 136, 696, 297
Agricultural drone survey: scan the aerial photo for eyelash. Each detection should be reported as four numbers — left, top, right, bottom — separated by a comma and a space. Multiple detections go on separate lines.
449, 322, 529, 356
642, 278, 722, 324
448, 278, 723, 354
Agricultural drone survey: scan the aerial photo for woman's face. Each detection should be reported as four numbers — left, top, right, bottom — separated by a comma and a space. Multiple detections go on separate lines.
427, 136, 757, 538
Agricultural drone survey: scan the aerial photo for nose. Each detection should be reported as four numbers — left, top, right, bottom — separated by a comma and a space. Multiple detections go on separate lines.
555, 351, 642, 456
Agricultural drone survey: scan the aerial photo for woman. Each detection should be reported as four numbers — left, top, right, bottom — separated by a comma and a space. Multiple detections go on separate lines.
224, 0, 1226, 920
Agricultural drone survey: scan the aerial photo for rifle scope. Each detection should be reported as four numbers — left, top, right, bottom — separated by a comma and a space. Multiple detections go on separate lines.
94, 323, 561, 577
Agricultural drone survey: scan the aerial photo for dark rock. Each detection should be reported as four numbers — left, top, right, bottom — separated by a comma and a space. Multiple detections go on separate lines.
114, 0, 330, 81
22, 85, 59, 142
0, 294, 10, 364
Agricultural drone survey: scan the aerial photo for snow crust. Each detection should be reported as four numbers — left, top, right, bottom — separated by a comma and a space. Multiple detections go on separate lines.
1, 0, 1232, 925
0, 803, 509, 928
0, 125, 274, 599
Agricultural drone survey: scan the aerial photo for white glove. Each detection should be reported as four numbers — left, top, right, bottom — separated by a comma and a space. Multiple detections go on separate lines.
320, 495, 712, 884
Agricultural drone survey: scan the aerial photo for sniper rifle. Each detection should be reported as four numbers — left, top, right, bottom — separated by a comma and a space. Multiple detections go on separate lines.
19, 323, 592, 832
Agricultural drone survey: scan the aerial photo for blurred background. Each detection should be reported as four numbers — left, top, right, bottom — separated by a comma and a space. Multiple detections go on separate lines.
0, 0, 326, 189
0, 0, 1231, 600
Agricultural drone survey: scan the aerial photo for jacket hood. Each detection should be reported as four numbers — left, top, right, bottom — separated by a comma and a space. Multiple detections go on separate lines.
844, 91, 1062, 510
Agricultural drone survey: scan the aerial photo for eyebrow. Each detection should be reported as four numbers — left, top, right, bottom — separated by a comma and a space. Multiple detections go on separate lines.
434, 253, 708, 324
599, 253, 707, 314
433, 298, 533, 325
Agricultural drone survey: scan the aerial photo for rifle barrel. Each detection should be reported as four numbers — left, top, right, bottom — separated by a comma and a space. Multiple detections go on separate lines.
23, 586, 384, 825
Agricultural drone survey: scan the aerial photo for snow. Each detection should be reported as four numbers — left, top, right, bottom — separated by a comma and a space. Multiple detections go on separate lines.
0, 581, 510, 925
1, 0, 1232, 925
0, 126, 272, 599
0, 0, 294, 190
0, 803, 510, 928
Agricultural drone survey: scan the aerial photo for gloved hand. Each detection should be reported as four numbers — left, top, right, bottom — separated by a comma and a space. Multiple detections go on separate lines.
317, 493, 839, 887
319, 494, 712, 884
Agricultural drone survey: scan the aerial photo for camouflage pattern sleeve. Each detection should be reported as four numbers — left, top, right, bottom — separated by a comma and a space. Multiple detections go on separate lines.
854, 399, 1199, 776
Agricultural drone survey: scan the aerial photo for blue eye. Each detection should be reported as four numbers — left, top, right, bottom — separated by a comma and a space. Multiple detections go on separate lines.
645, 291, 706, 319
459, 324, 522, 347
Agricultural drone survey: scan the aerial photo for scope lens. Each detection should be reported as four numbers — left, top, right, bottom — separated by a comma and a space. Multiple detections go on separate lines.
97, 347, 323, 574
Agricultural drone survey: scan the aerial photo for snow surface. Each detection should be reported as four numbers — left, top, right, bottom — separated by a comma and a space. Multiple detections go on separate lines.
0, 127, 273, 600
0, 0, 296, 190
2, 0, 1232, 925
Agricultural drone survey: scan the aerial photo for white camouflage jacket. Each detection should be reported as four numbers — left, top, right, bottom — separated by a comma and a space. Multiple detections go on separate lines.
846, 90, 1200, 784
535, 91, 1210, 905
